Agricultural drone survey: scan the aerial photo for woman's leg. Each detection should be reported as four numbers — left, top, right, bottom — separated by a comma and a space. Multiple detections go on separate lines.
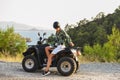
45, 46, 51, 58
45, 54, 55, 72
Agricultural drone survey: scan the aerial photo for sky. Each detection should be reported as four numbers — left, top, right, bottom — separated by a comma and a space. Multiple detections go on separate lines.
0, 0, 120, 30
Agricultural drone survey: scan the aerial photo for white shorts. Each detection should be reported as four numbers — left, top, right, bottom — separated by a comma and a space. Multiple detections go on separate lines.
51, 45, 66, 54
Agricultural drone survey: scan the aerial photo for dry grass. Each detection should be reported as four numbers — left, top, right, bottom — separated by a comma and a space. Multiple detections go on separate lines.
0, 52, 86, 63
78, 55, 92, 63
0, 52, 23, 62
0, 53, 88, 63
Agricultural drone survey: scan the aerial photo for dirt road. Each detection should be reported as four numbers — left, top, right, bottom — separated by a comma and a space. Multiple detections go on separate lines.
0, 61, 120, 80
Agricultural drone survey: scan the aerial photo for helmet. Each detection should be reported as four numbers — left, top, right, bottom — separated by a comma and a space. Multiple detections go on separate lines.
53, 21, 60, 29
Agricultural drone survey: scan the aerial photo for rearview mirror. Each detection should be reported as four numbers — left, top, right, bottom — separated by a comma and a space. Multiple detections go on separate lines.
38, 32, 40, 36
43, 32, 46, 36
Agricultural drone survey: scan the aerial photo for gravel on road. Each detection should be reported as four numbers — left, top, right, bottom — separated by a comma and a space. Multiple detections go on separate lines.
0, 61, 120, 80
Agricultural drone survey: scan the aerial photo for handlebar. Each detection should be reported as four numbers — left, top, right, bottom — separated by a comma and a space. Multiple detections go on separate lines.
37, 32, 47, 45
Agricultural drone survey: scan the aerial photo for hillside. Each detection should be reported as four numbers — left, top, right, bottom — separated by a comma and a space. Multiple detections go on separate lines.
0, 21, 40, 31
65, 6, 120, 47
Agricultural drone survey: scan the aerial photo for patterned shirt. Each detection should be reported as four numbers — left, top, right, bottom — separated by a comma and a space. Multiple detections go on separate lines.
55, 29, 72, 47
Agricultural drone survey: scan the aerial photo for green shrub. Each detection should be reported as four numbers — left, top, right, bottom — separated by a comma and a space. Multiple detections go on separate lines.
102, 43, 116, 62
0, 27, 27, 56
84, 26, 120, 62
84, 44, 94, 61
84, 44, 103, 62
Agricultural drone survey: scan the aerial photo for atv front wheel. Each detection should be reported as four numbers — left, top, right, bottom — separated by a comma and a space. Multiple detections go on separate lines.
22, 55, 38, 72
57, 57, 76, 76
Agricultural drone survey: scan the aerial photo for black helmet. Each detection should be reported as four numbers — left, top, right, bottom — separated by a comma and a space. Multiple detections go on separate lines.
53, 21, 60, 29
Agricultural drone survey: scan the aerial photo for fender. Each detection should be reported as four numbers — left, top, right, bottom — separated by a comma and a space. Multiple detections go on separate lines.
56, 48, 78, 62
23, 45, 41, 65
55, 48, 72, 60
23, 45, 38, 56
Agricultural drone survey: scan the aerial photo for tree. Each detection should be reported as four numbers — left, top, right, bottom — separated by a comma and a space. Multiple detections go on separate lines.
106, 26, 120, 60
65, 6, 120, 48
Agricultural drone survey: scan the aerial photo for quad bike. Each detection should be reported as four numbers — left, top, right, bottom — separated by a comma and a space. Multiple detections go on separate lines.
22, 32, 81, 76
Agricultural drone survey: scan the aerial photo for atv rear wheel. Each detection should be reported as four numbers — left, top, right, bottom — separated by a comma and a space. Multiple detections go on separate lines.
22, 55, 38, 72
57, 57, 76, 76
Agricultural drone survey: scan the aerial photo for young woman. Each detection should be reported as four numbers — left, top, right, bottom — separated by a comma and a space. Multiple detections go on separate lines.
42, 21, 74, 76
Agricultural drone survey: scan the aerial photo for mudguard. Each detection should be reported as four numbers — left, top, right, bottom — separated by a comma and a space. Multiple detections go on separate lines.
56, 48, 79, 62
23, 45, 39, 56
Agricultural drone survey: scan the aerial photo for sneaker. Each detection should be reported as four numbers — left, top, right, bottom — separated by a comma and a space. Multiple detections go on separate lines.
42, 71, 50, 76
